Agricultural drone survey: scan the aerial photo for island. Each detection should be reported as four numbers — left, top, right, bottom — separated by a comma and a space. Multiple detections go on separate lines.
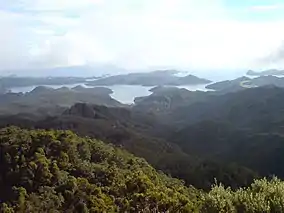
87, 70, 211, 86
205, 76, 253, 92
206, 75, 284, 92
134, 86, 209, 112
247, 69, 284, 76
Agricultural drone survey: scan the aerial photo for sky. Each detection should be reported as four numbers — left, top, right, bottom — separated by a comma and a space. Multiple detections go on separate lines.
1, 0, 284, 73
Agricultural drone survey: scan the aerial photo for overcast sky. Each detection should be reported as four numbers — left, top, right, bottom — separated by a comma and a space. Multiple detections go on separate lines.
1, 0, 284, 72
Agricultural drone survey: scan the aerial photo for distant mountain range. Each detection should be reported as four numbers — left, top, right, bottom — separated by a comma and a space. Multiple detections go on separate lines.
87, 70, 211, 86
206, 75, 284, 92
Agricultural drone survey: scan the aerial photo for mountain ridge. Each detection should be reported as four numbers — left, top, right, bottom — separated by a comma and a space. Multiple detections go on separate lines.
87, 70, 211, 86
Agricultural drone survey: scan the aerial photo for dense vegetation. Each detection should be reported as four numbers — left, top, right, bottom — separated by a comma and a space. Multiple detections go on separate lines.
1, 127, 284, 212
0, 127, 198, 212
201, 177, 284, 213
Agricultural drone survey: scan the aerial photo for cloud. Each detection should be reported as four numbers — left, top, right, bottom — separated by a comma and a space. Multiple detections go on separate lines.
0, 0, 284, 72
0, 10, 35, 69
257, 42, 284, 68
249, 4, 284, 11
2, 0, 100, 12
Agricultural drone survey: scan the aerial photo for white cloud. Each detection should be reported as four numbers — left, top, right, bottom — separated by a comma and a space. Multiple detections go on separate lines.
257, 41, 284, 69
0, 10, 34, 69
0, 0, 284, 72
249, 4, 284, 11
5, 0, 100, 11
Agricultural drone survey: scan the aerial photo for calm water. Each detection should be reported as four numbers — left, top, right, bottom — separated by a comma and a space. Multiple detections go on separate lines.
9, 70, 253, 104
10, 83, 211, 104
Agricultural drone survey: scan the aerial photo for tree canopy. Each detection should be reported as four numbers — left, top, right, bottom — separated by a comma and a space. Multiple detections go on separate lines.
0, 127, 198, 212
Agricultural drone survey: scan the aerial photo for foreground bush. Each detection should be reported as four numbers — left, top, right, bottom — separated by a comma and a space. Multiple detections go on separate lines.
201, 177, 284, 213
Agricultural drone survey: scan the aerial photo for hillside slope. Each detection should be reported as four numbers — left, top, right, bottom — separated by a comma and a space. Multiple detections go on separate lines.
2, 127, 284, 212
0, 104, 258, 190
164, 87, 284, 180
0, 127, 198, 212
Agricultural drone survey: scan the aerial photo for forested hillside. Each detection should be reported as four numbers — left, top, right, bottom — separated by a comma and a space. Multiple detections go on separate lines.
0, 127, 198, 212
1, 127, 284, 213
162, 87, 284, 181
0, 103, 258, 190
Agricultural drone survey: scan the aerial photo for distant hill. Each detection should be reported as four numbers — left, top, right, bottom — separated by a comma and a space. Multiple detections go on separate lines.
164, 86, 284, 128
0, 86, 122, 115
87, 70, 211, 86
247, 69, 284, 76
160, 87, 284, 178
134, 86, 210, 113
206, 75, 284, 92
206, 76, 252, 92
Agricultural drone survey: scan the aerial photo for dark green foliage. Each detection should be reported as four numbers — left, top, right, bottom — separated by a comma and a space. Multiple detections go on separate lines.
1, 127, 284, 212
201, 177, 284, 213
0, 127, 198, 212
